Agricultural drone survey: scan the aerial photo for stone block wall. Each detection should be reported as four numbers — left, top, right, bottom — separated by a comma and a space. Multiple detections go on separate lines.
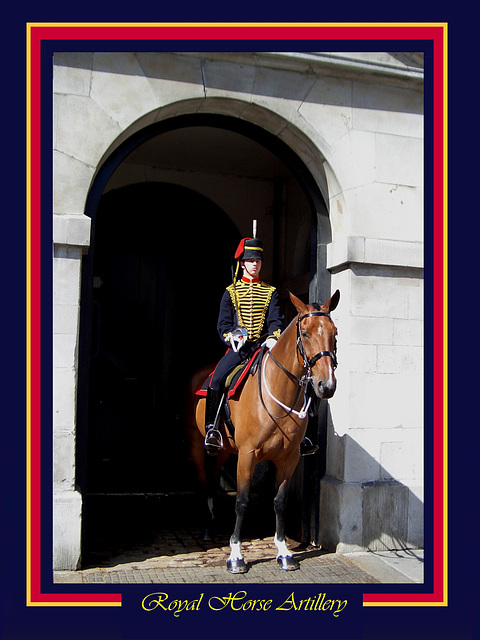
53, 231, 90, 570
320, 253, 423, 551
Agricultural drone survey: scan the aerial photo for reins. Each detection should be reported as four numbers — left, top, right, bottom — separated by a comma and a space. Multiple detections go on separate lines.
259, 350, 312, 420
258, 310, 338, 421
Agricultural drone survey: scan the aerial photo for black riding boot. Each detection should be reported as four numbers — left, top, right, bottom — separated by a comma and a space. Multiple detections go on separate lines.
204, 388, 223, 456
300, 437, 319, 456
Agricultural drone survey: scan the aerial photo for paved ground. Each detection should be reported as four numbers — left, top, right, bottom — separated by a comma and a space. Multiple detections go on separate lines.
54, 494, 424, 585
55, 537, 381, 585
55, 543, 423, 585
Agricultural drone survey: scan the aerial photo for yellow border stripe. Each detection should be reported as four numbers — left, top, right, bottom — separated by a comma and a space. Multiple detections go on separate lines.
26, 22, 32, 607
25, 21, 447, 607
26, 21, 449, 28
442, 22, 449, 609
28, 604, 122, 607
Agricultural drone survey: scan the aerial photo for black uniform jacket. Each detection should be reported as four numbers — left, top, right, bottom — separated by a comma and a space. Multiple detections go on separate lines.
216, 277, 284, 345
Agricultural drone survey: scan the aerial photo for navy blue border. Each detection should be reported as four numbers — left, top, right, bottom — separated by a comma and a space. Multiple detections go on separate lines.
2, 15, 473, 640
42, 35, 433, 635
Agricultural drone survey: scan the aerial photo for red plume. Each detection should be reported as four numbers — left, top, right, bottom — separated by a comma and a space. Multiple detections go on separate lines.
234, 237, 252, 260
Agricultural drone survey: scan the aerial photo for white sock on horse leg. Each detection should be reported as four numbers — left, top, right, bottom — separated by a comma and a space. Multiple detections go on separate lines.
228, 541, 243, 562
274, 534, 292, 558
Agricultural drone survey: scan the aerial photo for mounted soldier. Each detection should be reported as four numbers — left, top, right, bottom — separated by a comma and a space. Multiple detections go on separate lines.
203, 224, 318, 457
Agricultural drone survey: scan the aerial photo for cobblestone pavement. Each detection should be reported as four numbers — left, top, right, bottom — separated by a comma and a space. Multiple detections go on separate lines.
55, 537, 379, 584
56, 513, 379, 585
55, 494, 421, 585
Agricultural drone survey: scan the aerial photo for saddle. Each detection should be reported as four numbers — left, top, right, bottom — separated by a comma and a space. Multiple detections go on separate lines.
195, 347, 265, 439
195, 347, 264, 399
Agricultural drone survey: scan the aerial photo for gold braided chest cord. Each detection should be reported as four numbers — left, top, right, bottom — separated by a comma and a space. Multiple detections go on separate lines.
227, 280, 275, 341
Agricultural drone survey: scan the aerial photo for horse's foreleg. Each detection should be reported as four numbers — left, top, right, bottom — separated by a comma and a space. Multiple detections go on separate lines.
274, 476, 300, 571
227, 484, 250, 573
227, 454, 254, 574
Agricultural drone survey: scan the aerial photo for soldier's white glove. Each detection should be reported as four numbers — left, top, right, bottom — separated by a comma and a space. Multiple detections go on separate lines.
226, 327, 248, 352
263, 337, 277, 350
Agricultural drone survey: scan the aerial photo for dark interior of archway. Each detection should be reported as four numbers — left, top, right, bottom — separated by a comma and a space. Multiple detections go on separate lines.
80, 183, 274, 566
85, 183, 241, 494
79, 181, 323, 567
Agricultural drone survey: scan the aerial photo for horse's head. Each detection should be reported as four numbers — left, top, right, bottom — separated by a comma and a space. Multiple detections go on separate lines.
289, 290, 340, 399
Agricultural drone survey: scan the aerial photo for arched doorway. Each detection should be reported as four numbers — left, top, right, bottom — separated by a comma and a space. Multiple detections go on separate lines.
76, 115, 330, 564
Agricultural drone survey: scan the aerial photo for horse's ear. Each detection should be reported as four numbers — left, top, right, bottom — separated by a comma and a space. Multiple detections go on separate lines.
325, 289, 340, 312
288, 290, 307, 314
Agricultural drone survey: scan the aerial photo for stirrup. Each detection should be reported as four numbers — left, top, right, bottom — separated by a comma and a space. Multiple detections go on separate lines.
300, 437, 319, 457
204, 426, 223, 456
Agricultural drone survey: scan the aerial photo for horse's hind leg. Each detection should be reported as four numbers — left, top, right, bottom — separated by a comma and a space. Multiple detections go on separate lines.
227, 454, 254, 574
187, 416, 225, 541
274, 473, 300, 571
202, 453, 229, 541
199, 454, 217, 540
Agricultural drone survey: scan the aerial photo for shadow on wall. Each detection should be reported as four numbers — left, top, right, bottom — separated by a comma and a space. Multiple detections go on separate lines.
319, 414, 424, 553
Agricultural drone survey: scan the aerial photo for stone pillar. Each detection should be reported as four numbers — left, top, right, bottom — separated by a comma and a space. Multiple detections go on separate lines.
53, 213, 91, 570
319, 238, 424, 552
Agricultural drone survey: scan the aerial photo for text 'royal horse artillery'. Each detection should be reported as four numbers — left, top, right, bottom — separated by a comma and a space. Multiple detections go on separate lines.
187, 289, 340, 574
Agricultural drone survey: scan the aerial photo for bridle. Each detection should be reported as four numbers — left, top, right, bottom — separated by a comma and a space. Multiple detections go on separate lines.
295, 311, 338, 374
258, 309, 338, 420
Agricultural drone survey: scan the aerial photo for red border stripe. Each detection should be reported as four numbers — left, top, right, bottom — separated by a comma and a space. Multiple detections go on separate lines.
29, 22, 446, 42
27, 22, 446, 607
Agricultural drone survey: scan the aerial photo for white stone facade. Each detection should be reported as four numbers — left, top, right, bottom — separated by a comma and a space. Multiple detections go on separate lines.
52, 51, 424, 569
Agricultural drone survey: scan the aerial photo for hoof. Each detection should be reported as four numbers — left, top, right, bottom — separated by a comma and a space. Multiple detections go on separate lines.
202, 529, 213, 542
227, 558, 248, 574
277, 555, 300, 571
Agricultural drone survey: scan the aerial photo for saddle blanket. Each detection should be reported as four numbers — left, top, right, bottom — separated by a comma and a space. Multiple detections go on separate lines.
194, 348, 263, 399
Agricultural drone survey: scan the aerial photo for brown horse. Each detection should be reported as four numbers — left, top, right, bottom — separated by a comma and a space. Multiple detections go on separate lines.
186, 290, 340, 573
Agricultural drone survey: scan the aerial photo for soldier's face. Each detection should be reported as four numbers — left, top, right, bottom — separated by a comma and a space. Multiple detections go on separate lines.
242, 259, 262, 279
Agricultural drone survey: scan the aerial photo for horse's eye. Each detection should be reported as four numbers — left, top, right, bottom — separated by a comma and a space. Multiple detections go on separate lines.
302, 331, 309, 339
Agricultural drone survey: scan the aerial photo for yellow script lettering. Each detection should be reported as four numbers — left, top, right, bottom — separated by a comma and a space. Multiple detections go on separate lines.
275, 592, 297, 611
142, 592, 169, 611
